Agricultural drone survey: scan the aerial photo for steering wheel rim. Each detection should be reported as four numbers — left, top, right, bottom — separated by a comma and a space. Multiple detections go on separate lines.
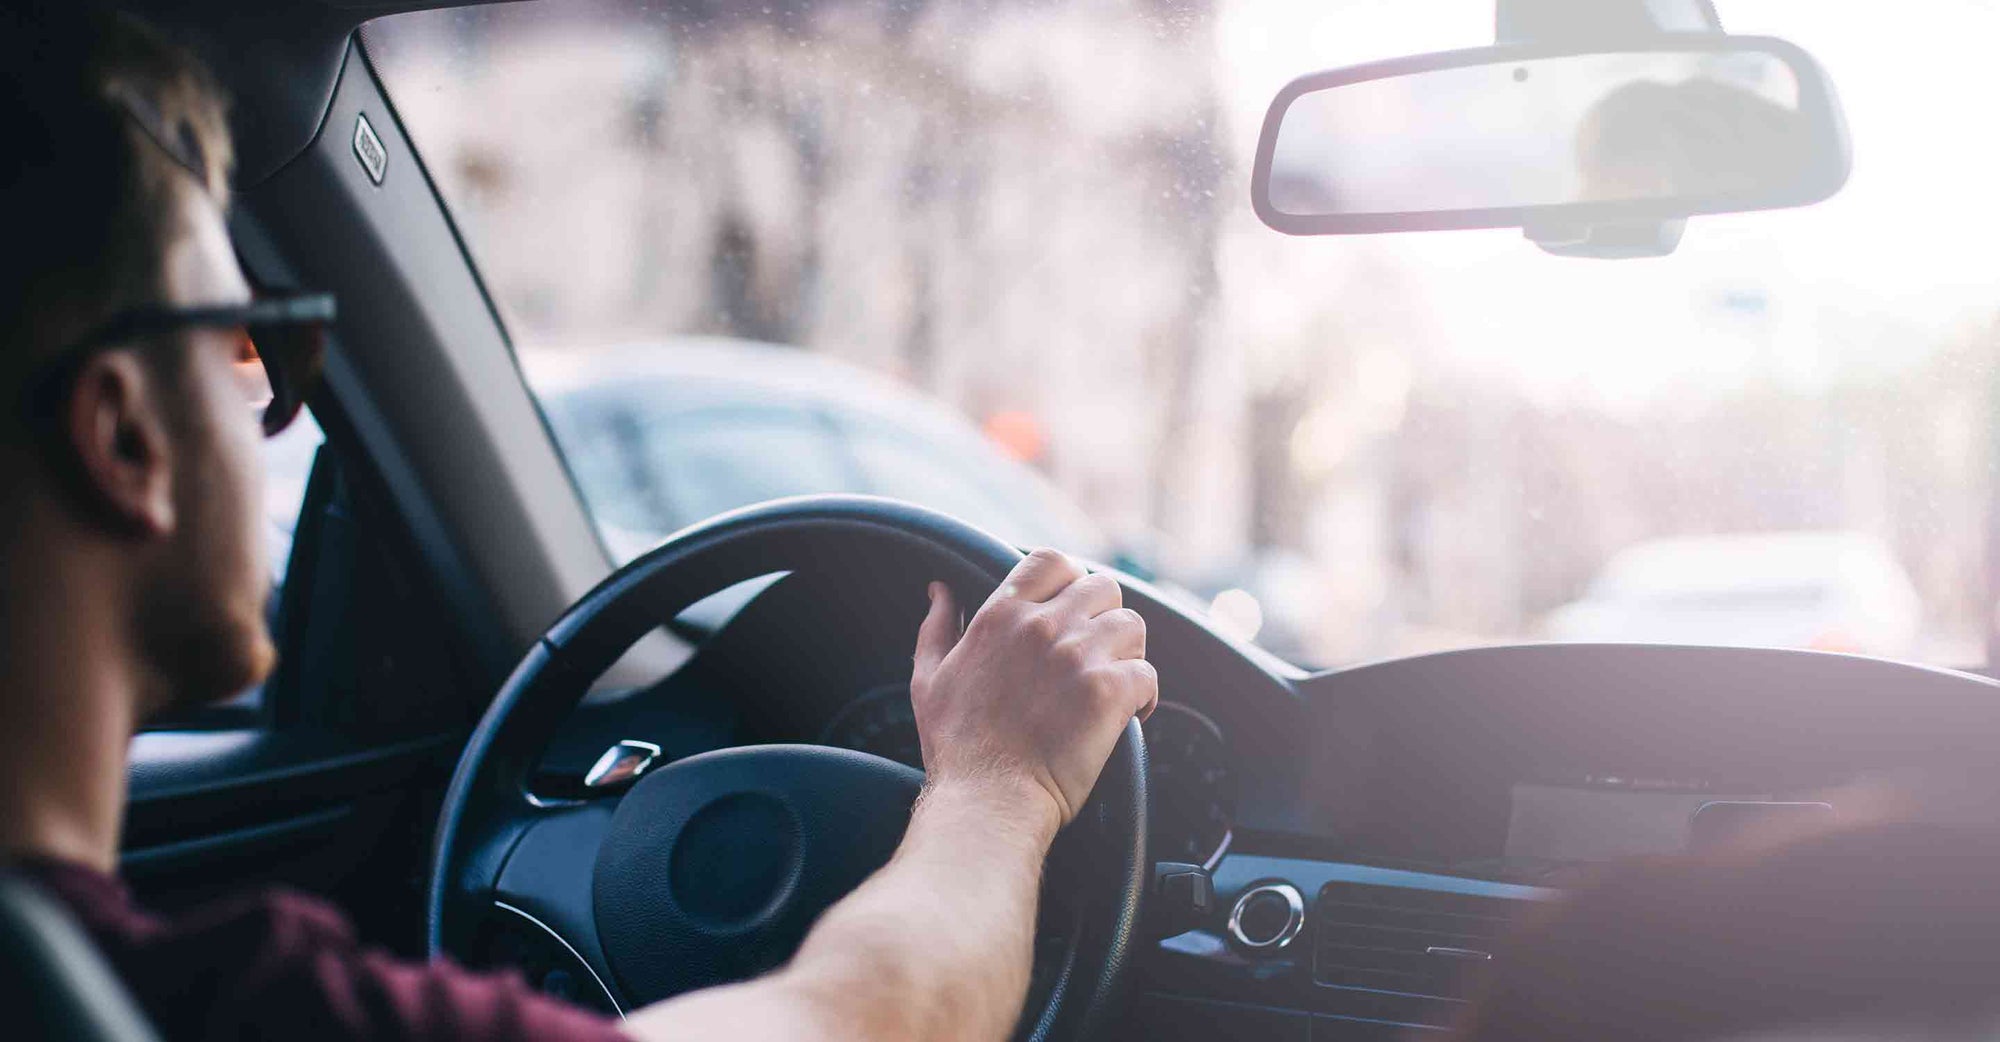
427, 495, 1148, 1041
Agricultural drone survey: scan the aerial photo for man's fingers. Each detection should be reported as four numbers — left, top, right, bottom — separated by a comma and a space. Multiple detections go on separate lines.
1086, 606, 1146, 660
911, 581, 960, 679
1104, 658, 1160, 722
994, 547, 1087, 603
1047, 571, 1122, 622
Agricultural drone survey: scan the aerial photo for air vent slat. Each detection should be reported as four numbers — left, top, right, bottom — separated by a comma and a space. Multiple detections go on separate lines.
1320, 923, 1495, 953
1319, 882, 1517, 919
1318, 965, 1431, 992
1315, 900, 1511, 937
1318, 943, 1460, 979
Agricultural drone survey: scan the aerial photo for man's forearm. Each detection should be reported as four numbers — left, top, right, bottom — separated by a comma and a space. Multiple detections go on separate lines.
624, 777, 1060, 1042
788, 777, 1059, 1037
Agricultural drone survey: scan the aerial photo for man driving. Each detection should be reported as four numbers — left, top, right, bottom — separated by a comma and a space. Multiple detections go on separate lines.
0, 8, 1157, 1042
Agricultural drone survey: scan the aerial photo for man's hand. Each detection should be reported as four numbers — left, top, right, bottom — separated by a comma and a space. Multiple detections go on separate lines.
910, 548, 1160, 830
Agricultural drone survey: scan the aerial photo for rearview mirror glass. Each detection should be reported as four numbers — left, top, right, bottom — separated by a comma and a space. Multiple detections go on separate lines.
1253, 37, 1849, 235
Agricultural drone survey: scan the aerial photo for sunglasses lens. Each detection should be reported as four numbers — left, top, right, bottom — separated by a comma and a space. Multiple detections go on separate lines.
246, 319, 327, 436
231, 329, 274, 410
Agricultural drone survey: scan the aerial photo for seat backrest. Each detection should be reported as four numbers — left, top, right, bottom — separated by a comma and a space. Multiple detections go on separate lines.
0, 874, 161, 1042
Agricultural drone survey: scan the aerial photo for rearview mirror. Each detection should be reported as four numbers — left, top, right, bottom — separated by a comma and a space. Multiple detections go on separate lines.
1251, 36, 1850, 238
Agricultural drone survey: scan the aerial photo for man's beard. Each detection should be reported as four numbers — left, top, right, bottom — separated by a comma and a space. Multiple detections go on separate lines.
134, 440, 278, 715
137, 561, 276, 714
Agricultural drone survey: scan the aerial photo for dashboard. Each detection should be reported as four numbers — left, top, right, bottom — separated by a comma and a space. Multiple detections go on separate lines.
519, 567, 2000, 1042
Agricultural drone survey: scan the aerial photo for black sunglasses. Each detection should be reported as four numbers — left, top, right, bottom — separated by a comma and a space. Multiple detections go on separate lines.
34, 292, 335, 437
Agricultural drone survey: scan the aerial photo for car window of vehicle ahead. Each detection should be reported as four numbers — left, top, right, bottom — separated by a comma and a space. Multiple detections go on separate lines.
637, 404, 855, 530
361, 1, 2000, 668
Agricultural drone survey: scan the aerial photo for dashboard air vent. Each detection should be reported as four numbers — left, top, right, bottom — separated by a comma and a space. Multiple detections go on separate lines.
1313, 881, 1531, 1019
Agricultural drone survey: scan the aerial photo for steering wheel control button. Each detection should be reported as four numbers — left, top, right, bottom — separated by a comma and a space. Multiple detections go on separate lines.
583, 740, 661, 790
1229, 883, 1305, 951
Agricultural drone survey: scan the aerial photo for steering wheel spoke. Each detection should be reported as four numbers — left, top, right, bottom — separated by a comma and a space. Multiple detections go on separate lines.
486, 801, 623, 1002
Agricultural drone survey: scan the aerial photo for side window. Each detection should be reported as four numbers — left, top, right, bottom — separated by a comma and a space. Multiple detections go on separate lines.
209, 407, 477, 733
262, 411, 326, 586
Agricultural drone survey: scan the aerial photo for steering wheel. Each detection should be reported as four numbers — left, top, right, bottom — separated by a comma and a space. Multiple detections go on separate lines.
426, 496, 1148, 1040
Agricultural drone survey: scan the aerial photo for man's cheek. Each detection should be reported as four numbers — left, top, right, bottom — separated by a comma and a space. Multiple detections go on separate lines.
198, 356, 270, 585
206, 355, 265, 495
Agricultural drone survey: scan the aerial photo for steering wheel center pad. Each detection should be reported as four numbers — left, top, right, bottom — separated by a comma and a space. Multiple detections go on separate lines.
594, 744, 924, 1000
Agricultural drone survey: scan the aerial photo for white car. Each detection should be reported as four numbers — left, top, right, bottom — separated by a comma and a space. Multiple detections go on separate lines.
519, 337, 1113, 565
1542, 531, 1922, 657
264, 338, 1158, 624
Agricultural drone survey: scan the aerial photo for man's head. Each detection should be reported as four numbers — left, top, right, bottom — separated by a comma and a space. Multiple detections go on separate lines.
1576, 77, 1814, 204
1, 6, 275, 714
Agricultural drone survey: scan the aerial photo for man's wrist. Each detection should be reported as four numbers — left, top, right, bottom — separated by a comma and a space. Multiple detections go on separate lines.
915, 771, 1064, 849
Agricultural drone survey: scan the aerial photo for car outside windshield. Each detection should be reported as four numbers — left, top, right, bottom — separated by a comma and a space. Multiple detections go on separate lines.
363, 0, 2000, 669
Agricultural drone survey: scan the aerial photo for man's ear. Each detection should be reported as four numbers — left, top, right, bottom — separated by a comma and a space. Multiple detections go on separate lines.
63, 351, 177, 539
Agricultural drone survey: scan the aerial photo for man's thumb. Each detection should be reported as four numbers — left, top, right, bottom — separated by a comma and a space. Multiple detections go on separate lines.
912, 581, 959, 679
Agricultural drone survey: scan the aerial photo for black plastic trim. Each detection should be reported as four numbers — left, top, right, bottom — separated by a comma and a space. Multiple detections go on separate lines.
126, 729, 455, 850
121, 805, 355, 874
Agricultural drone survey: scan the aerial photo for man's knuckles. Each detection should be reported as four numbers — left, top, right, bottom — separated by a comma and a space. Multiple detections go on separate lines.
1053, 635, 1096, 673
1099, 604, 1141, 625
1125, 657, 1160, 695
1098, 607, 1146, 646
1068, 571, 1121, 605
1000, 548, 1085, 599
1023, 546, 1083, 576
1082, 667, 1125, 706
1021, 608, 1066, 646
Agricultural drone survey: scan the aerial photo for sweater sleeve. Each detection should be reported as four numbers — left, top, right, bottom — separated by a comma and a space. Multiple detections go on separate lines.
15, 860, 628, 1042
192, 890, 629, 1042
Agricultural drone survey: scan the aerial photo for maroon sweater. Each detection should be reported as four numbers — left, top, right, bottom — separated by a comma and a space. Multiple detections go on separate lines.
16, 858, 627, 1042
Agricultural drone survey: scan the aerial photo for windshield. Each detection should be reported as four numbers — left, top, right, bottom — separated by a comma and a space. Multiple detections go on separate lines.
363, 1, 2000, 669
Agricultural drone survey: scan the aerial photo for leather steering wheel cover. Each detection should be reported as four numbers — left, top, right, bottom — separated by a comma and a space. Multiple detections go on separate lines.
426, 495, 1147, 1041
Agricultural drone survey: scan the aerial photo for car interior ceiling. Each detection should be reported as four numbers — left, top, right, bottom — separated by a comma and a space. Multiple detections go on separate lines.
30, 2, 2000, 1041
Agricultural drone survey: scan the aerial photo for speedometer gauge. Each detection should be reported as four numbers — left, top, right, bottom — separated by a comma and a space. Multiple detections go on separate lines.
1143, 701, 1234, 866
819, 683, 924, 769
